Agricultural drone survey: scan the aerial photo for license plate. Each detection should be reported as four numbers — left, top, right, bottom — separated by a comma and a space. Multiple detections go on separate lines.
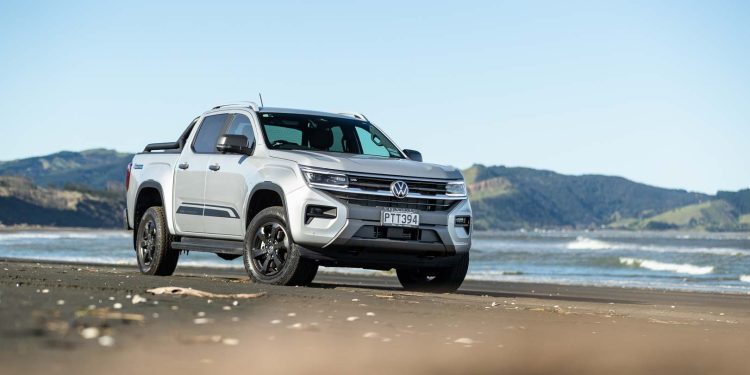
381, 210, 420, 227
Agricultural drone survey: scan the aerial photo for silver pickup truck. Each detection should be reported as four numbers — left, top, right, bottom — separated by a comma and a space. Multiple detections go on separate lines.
125, 102, 472, 291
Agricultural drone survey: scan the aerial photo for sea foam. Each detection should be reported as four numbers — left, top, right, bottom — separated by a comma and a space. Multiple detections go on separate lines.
740, 275, 750, 283
562, 236, 749, 256
619, 257, 714, 275
631, 244, 749, 256
566, 237, 614, 250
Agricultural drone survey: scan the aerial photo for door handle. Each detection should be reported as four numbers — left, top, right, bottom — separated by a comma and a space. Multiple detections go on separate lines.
178, 162, 189, 170
208, 164, 221, 171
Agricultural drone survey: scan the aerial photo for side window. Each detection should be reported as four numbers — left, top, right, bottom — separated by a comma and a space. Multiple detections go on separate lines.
225, 114, 255, 148
355, 126, 390, 157
193, 114, 229, 153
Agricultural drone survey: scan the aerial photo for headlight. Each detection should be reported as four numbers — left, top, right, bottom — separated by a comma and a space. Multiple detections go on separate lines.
301, 167, 348, 188
446, 181, 467, 196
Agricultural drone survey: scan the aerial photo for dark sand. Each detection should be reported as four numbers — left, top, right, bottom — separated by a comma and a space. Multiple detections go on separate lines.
1, 259, 749, 374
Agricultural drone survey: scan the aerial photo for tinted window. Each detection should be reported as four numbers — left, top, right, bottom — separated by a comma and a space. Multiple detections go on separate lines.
258, 112, 402, 158
330, 126, 345, 152
265, 125, 303, 146
193, 114, 229, 153
355, 127, 391, 157
225, 114, 255, 148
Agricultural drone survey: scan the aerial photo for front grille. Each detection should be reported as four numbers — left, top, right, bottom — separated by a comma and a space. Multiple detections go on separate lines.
327, 191, 457, 212
353, 225, 442, 243
348, 175, 447, 196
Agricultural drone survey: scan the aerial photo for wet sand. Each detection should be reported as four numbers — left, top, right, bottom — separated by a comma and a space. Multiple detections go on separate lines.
1, 259, 749, 374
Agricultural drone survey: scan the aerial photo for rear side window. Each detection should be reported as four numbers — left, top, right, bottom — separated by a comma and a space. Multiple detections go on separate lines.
226, 114, 256, 148
193, 114, 229, 153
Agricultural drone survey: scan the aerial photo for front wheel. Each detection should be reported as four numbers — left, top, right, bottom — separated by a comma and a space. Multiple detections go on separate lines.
396, 253, 469, 293
136, 206, 179, 276
242, 207, 318, 286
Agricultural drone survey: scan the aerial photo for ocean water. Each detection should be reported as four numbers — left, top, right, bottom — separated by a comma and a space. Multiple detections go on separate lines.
469, 231, 750, 294
1, 230, 749, 294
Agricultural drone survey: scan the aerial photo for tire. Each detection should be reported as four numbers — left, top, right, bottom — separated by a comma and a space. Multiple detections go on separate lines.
135, 206, 179, 276
297, 262, 319, 285
396, 253, 469, 293
242, 206, 318, 286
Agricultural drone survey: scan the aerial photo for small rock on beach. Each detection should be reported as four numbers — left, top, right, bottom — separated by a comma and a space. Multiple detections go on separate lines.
80, 327, 100, 339
98, 335, 115, 347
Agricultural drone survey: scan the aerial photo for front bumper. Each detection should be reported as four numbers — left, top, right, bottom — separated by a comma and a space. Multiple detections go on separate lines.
328, 199, 472, 254
286, 185, 472, 268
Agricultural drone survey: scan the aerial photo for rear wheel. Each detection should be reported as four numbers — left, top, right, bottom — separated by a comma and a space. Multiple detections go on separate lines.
136, 206, 179, 276
242, 206, 318, 286
396, 253, 469, 293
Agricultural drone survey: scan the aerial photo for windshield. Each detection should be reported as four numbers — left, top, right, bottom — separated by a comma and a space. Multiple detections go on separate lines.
258, 112, 404, 158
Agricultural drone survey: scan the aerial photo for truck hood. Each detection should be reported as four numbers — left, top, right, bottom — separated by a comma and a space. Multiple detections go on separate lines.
268, 150, 463, 180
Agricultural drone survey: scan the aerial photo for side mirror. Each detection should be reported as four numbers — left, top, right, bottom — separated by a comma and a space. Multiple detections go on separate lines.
217, 134, 253, 156
403, 149, 422, 162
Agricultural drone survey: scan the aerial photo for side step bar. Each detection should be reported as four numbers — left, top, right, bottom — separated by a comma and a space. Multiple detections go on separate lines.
171, 237, 244, 255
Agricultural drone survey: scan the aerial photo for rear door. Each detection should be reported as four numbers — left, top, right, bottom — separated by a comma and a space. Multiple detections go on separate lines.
204, 112, 262, 237
173, 113, 230, 235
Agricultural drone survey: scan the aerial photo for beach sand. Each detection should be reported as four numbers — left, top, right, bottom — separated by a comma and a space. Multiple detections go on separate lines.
1, 259, 749, 374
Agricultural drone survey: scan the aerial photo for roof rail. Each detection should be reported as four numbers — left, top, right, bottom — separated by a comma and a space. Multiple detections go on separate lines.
211, 101, 260, 111
338, 112, 369, 122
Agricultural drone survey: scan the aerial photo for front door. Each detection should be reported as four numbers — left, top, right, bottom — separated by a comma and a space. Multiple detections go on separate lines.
204, 113, 261, 237
172, 113, 230, 235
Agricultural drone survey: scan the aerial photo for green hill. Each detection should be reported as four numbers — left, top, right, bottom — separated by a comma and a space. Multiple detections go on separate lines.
0, 149, 133, 191
626, 200, 747, 231
0, 176, 124, 228
624, 189, 750, 231
464, 164, 712, 230
0, 149, 131, 228
716, 189, 750, 214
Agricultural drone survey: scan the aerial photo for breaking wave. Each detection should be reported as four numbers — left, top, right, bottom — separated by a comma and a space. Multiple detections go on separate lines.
564, 236, 749, 256
566, 237, 614, 250
619, 257, 714, 275
740, 275, 750, 283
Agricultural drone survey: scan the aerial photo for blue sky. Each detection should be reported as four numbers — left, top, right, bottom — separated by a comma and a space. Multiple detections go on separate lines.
0, 0, 748, 194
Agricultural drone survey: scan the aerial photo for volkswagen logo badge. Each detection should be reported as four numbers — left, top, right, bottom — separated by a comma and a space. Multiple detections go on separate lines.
390, 180, 409, 199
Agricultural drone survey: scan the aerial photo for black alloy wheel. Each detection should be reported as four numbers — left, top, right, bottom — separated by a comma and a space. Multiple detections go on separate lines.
242, 206, 318, 286
138, 219, 157, 268
135, 206, 179, 276
250, 222, 290, 276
